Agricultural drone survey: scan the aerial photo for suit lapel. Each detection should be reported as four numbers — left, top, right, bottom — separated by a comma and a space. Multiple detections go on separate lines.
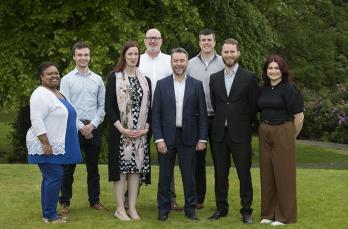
166, 75, 176, 105
218, 71, 228, 100
183, 76, 192, 107
228, 67, 242, 99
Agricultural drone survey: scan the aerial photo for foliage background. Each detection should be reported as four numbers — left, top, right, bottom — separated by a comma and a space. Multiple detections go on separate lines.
0, 0, 347, 162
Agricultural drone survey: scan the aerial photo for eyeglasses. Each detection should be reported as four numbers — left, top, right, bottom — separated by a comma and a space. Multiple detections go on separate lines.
145, 37, 162, 41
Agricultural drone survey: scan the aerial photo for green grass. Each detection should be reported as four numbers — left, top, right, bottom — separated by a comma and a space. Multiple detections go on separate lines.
0, 165, 347, 228
0, 122, 12, 160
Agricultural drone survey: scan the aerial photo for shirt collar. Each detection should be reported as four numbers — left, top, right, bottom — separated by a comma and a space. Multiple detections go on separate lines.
224, 63, 239, 76
144, 51, 163, 59
73, 67, 91, 77
198, 52, 217, 62
173, 74, 187, 83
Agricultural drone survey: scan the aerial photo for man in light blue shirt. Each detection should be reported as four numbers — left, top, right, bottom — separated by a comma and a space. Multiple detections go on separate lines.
59, 41, 106, 213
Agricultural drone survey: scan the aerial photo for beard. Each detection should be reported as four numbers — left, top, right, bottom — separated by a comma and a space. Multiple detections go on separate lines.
146, 45, 160, 53
173, 66, 187, 76
223, 56, 239, 68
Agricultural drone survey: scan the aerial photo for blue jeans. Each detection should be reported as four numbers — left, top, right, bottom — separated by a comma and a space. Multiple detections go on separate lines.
38, 163, 64, 220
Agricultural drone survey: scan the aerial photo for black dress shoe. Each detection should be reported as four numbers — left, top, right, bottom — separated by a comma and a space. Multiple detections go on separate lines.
242, 214, 252, 224
157, 213, 168, 221
185, 214, 199, 220
208, 211, 227, 220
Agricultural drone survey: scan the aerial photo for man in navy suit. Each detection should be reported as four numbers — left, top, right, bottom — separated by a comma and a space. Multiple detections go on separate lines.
208, 38, 259, 224
152, 48, 208, 221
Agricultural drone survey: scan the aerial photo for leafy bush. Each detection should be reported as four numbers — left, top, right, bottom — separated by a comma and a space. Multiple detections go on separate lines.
300, 84, 348, 143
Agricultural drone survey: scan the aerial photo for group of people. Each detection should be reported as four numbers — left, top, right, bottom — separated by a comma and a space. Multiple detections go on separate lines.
26, 28, 304, 226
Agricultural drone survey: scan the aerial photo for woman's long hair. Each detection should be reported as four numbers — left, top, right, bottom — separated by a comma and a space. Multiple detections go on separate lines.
113, 41, 140, 72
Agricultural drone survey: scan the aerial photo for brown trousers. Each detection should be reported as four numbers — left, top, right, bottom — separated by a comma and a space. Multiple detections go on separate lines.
259, 121, 297, 223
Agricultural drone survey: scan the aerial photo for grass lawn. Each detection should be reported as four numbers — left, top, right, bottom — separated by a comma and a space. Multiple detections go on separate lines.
0, 165, 347, 228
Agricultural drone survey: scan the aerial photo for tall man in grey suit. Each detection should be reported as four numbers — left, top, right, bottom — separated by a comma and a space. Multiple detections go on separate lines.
208, 38, 259, 224
152, 48, 208, 221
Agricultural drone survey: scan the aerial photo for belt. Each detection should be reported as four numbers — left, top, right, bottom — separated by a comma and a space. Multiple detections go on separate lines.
261, 120, 289, 125
80, 119, 91, 125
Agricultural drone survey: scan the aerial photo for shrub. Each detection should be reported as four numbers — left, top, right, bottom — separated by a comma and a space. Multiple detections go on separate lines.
300, 84, 348, 143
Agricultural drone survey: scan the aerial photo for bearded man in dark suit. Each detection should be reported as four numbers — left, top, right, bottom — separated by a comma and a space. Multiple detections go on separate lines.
208, 38, 259, 224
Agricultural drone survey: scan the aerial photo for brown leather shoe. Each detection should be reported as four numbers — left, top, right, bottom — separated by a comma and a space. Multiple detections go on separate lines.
90, 202, 108, 211
171, 202, 183, 212
59, 203, 69, 214
196, 203, 204, 209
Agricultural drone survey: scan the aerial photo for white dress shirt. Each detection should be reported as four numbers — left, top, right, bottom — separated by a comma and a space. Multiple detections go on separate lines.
173, 75, 186, 127
139, 52, 172, 96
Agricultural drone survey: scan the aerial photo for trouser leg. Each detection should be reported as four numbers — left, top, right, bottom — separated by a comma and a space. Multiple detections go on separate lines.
212, 129, 231, 214
259, 123, 276, 220
39, 163, 64, 220
230, 142, 253, 215
59, 164, 76, 206
272, 122, 297, 223
157, 146, 176, 215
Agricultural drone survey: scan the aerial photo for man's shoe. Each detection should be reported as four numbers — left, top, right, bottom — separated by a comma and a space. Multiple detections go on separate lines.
208, 211, 227, 220
185, 214, 199, 220
171, 202, 183, 212
59, 203, 69, 214
242, 214, 252, 224
157, 212, 168, 221
90, 202, 107, 211
196, 203, 204, 209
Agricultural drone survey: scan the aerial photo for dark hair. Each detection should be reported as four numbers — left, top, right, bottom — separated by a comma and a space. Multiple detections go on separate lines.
262, 54, 293, 84
113, 41, 140, 72
72, 41, 90, 56
38, 61, 59, 83
170, 47, 189, 59
199, 28, 215, 39
222, 38, 240, 51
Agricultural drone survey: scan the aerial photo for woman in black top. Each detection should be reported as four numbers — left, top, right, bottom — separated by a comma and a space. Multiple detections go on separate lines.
258, 54, 304, 225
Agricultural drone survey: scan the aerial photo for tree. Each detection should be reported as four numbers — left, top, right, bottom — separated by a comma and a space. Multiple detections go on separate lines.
0, 0, 203, 162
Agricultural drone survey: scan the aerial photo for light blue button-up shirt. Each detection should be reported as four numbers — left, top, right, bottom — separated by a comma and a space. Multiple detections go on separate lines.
60, 68, 105, 130
224, 63, 239, 96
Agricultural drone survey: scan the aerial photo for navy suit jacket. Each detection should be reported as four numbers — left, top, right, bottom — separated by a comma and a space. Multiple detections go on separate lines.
152, 75, 208, 146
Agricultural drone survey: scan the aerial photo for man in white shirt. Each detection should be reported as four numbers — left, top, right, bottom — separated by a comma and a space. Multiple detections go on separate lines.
152, 48, 208, 221
137, 28, 182, 211
59, 41, 106, 213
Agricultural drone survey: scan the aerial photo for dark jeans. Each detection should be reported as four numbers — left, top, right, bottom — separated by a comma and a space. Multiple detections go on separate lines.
195, 115, 214, 204
59, 126, 102, 206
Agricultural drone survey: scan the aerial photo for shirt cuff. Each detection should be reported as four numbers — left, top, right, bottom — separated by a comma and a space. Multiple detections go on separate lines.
90, 120, 98, 129
78, 121, 84, 130
155, 139, 164, 144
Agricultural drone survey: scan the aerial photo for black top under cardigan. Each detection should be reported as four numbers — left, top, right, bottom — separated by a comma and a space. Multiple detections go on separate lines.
105, 71, 152, 184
